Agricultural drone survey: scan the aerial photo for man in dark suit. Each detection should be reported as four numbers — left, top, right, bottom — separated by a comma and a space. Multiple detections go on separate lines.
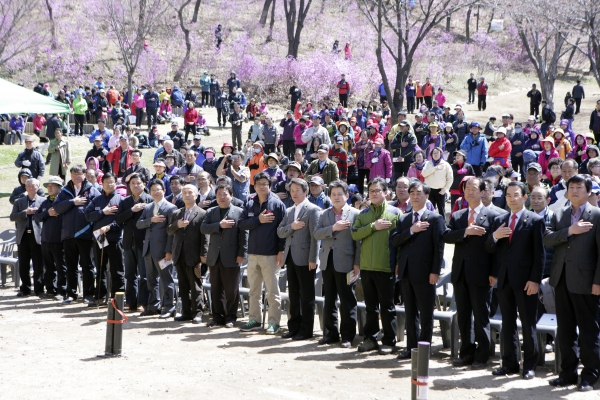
485, 181, 545, 380
166, 184, 209, 323
201, 184, 248, 328
123, 149, 151, 188
544, 175, 600, 391
10, 178, 45, 297
392, 181, 445, 360
136, 179, 177, 318
444, 177, 502, 370
314, 180, 361, 348
115, 173, 153, 312
277, 178, 321, 340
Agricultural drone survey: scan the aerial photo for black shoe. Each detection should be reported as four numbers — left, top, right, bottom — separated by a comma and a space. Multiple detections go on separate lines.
471, 361, 488, 370
292, 334, 312, 341
282, 331, 298, 339
16, 292, 29, 297
492, 366, 520, 376
83, 296, 94, 305
578, 380, 594, 391
318, 336, 340, 345
174, 315, 192, 322
159, 309, 176, 319
87, 298, 107, 307
549, 377, 577, 387
207, 320, 221, 328
397, 351, 412, 360
452, 355, 474, 367
522, 370, 535, 380
192, 313, 202, 324
139, 309, 160, 317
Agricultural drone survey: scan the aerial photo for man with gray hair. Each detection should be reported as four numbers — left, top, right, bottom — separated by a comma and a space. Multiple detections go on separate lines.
10, 178, 46, 297
155, 139, 185, 167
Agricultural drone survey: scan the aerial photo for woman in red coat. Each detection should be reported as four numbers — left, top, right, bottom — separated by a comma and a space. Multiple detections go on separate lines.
488, 127, 511, 167
184, 101, 199, 142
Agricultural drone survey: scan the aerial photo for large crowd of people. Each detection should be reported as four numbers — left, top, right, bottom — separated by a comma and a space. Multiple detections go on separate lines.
7, 73, 600, 393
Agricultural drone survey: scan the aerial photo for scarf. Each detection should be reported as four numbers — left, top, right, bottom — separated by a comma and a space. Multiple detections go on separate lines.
415, 162, 425, 171
155, 172, 165, 180
432, 157, 442, 166
48, 195, 57, 202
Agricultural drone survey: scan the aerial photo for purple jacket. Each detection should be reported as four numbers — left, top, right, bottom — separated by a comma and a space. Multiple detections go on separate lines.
10, 116, 25, 131
365, 148, 393, 180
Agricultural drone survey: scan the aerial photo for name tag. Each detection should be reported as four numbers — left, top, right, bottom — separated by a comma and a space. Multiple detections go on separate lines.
248, 213, 255, 217
95, 207, 101, 211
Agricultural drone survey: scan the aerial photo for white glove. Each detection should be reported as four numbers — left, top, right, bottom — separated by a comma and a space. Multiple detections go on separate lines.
22, 160, 31, 167
385, 178, 390, 183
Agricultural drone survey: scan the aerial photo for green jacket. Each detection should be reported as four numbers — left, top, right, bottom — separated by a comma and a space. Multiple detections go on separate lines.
304, 158, 339, 185
73, 97, 88, 115
351, 200, 401, 272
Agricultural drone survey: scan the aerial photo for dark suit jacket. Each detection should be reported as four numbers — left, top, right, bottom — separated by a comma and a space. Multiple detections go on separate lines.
277, 201, 321, 266
167, 205, 209, 266
136, 200, 177, 259
392, 209, 445, 283
10, 195, 45, 245
124, 163, 151, 185
200, 205, 248, 267
544, 203, 600, 295
485, 210, 545, 290
198, 188, 216, 209
444, 205, 501, 287
115, 192, 153, 248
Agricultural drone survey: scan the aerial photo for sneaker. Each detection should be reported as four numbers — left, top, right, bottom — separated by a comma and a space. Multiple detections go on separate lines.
379, 345, 395, 355
358, 340, 379, 352
83, 296, 94, 304
61, 297, 74, 305
240, 319, 262, 332
225, 322, 234, 328
53, 294, 64, 301
266, 323, 280, 335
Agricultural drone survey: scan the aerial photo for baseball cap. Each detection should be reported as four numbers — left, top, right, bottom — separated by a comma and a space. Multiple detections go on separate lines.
193, 135, 202, 140
527, 162, 542, 172
470, 122, 481, 128
24, 136, 35, 142
93, 136, 102, 142
171, 121, 178, 126
496, 127, 507, 135
400, 121, 410, 127
348, 184, 359, 193
311, 114, 321, 119
119, 136, 128, 141
153, 160, 166, 168
592, 182, 600, 195
483, 168, 501, 178
317, 144, 329, 153
335, 136, 344, 144
310, 176, 325, 185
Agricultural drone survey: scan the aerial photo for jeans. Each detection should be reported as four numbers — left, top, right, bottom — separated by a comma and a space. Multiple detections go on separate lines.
10, 130, 23, 145
406, 97, 415, 113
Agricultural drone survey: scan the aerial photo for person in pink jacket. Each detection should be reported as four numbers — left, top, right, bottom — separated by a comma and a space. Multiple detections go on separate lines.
434, 88, 446, 107
293, 116, 309, 151
133, 88, 146, 128
365, 137, 392, 181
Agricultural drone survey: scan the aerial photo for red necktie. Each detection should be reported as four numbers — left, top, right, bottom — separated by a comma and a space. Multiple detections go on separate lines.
468, 209, 476, 225
509, 214, 518, 242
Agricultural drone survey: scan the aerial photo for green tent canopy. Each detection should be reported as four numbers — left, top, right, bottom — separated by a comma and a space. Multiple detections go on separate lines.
0, 78, 70, 114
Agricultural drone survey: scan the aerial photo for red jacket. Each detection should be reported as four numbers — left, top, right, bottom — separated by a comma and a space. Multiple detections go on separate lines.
105, 146, 134, 177
488, 136, 511, 163
477, 82, 488, 95
337, 80, 350, 95
184, 108, 198, 125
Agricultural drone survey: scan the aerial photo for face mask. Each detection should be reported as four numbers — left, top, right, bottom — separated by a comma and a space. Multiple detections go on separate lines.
515, 128, 522, 133
254, 148, 261, 154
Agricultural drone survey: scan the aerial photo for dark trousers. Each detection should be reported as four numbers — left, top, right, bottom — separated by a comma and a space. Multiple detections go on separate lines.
135, 108, 144, 127
264, 143, 276, 154
454, 268, 491, 362
217, 107, 226, 125
286, 254, 316, 336
530, 103, 540, 118
511, 156, 524, 181
123, 243, 148, 307
93, 240, 125, 299
424, 96, 433, 109
18, 232, 44, 295
74, 114, 85, 136
184, 124, 196, 142
42, 241, 65, 296
416, 97, 423, 106
555, 271, 600, 383
175, 259, 204, 317
468, 90, 476, 103
210, 94, 216, 107
291, 99, 298, 112
322, 253, 357, 341
429, 188, 446, 217
339, 94, 348, 108
497, 282, 538, 371
472, 165, 482, 177
478, 95, 487, 111
145, 254, 175, 312
401, 276, 435, 350
63, 238, 94, 299
357, 168, 370, 195
231, 126, 242, 150
407, 97, 415, 113
282, 140, 296, 158
201, 92, 209, 106
575, 98, 582, 114
145, 107, 157, 128
361, 269, 397, 346
209, 258, 240, 324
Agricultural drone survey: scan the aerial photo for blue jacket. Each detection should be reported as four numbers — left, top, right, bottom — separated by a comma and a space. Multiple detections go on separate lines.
34, 197, 63, 243
147, 174, 172, 197
89, 128, 113, 151
238, 192, 286, 256
53, 180, 101, 241
459, 133, 488, 167
144, 91, 160, 108
84, 191, 124, 242
170, 86, 184, 106
378, 83, 386, 97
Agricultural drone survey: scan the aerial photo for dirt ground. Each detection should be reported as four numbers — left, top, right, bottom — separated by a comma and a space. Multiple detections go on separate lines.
1, 75, 600, 399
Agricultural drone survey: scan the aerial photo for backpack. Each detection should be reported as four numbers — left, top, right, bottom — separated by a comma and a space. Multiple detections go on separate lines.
547, 109, 556, 124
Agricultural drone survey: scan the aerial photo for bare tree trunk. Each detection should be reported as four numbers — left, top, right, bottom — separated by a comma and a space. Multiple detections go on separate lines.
475, 5, 479, 31
562, 40, 579, 78
487, 9, 495, 34
267, 0, 276, 42
45, 0, 57, 49
446, 16, 450, 32
191, 0, 201, 23
466, 6, 472, 42
128, 73, 134, 108
284, 0, 313, 58
260, 0, 274, 26
174, 0, 192, 81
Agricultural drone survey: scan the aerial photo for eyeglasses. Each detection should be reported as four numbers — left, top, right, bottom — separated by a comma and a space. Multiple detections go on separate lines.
368, 189, 383, 194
